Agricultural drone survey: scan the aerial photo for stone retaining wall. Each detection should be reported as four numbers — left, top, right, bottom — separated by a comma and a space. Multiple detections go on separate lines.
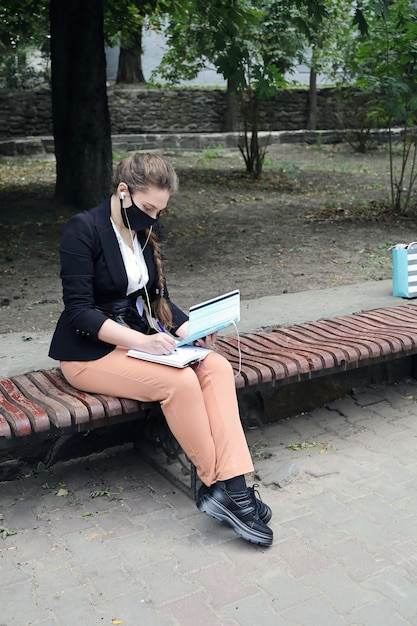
0, 86, 364, 139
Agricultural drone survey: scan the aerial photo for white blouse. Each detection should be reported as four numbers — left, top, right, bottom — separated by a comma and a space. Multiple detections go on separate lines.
110, 219, 149, 295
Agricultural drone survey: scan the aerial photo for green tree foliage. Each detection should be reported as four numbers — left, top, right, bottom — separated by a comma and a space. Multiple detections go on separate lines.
103, 0, 157, 83
151, 0, 392, 176
0, 1, 49, 49
0, 0, 398, 203
152, 0, 308, 177
0, 1, 49, 88
330, 0, 417, 214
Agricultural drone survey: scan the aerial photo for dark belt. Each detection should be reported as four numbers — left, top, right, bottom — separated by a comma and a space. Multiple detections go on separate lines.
95, 297, 156, 334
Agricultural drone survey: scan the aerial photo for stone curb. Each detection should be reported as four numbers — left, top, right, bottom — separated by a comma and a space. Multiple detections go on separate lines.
0, 128, 402, 157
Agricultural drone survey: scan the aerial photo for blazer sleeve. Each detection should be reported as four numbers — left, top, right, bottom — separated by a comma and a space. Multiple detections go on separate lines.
59, 212, 110, 340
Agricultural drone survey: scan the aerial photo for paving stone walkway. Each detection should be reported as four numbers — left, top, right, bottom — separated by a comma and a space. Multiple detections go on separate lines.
1, 379, 417, 625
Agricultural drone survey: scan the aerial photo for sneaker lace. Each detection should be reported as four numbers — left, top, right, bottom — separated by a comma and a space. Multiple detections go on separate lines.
247, 484, 264, 514
228, 489, 259, 516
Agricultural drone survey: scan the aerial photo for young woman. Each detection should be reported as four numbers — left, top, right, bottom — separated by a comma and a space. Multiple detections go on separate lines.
49, 152, 273, 546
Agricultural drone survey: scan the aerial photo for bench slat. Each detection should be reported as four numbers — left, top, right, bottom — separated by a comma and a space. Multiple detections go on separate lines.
216, 339, 277, 385
27, 371, 89, 425
241, 334, 325, 372
42, 369, 105, 421
11, 373, 72, 429
271, 326, 358, 363
218, 333, 339, 384
235, 332, 334, 372
358, 312, 416, 350
238, 363, 271, 386
279, 325, 363, 361
0, 378, 50, 433
219, 335, 294, 379
0, 389, 32, 437
307, 320, 374, 359
267, 335, 339, 369
120, 397, 142, 413
324, 314, 404, 354
376, 303, 417, 323
215, 345, 269, 387
326, 317, 415, 354
239, 350, 303, 379
92, 393, 123, 416
267, 328, 348, 366
220, 333, 341, 383
0, 411, 12, 439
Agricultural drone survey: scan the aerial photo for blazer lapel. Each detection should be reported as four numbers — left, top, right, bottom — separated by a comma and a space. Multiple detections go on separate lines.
94, 199, 129, 296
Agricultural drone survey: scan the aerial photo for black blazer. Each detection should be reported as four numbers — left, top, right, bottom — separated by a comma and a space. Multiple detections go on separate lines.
49, 198, 188, 362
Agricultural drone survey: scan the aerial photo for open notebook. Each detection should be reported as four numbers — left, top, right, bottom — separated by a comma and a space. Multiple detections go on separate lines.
126, 289, 240, 367
127, 345, 212, 368
176, 289, 240, 347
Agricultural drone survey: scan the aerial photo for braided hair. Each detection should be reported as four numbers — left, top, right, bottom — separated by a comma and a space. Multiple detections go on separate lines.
112, 153, 178, 330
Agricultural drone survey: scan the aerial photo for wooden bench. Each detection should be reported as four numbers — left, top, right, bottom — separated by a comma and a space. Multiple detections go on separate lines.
0, 370, 195, 494
216, 302, 417, 388
2, 302, 417, 495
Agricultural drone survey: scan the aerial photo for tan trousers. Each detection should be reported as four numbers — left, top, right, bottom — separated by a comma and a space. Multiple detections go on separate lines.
61, 349, 254, 486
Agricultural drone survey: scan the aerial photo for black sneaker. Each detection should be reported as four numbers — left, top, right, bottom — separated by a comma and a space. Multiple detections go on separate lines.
198, 483, 272, 524
197, 483, 273, 546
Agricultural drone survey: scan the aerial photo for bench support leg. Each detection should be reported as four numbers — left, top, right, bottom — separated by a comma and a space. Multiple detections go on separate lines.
133, 408, 200, 501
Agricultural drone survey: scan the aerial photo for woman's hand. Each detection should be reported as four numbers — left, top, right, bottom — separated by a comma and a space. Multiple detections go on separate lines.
156, 321, 217, 349
141, 332, 178, 355
194, 332, 218, 349
98, 319, 177, 354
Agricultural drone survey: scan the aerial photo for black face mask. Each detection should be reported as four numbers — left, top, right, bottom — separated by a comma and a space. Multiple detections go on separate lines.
120, 196, 158, 232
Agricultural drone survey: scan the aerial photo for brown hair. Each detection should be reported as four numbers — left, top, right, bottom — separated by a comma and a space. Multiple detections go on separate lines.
113, 153, 179, 330
112, 152, 178, 195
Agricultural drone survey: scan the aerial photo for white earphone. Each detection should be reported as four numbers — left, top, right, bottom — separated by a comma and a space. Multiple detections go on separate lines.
119, 191, 125, 200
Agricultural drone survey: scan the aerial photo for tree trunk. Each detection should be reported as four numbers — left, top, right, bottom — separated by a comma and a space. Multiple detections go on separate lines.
117, 29, 146, 84
307, 67, 317, 130
224, 77, 238, 131
50, 0, 112, 209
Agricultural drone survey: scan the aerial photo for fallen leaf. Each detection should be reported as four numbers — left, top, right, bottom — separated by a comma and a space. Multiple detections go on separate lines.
0, 526, 17, 539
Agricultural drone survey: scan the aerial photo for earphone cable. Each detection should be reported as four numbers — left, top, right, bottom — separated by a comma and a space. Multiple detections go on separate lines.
120, 197, 152, 252
120, 196, 158, 331
231, 321, 242, 379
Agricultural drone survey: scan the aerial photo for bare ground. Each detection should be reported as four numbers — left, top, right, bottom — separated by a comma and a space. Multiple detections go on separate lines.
1, 142, 416, 335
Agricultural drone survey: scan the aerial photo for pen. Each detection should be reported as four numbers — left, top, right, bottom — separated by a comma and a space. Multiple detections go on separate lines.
157, 320, 178, 353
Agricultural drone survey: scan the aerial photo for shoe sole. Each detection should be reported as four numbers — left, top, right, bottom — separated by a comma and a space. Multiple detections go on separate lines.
197, 494, 273, 546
